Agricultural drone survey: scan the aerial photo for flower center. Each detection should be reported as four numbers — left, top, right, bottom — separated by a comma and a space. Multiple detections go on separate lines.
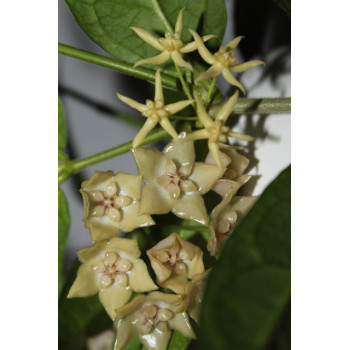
214, 46, 238, 68
157, 159, 197, 199
157, 248, 189, 275
159, 31, 183, 52
140, 304, 174, 334
92, 251, 132, 288
142, 99, 168, 121
88, 182, 132, 222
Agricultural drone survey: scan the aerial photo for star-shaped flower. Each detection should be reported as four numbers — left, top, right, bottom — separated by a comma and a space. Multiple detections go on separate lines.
114, 292, 195, 350
117, 70, 193, 148
131, 8, 215, 70
147, 232, 204, 294
80, 171, 155, 242
186, 91, 254, 168
67, 237, 158, 320
189, 29, 264, 94
133, 137, 224, 225
205, 144, 251, 197
208, 188, 258, 256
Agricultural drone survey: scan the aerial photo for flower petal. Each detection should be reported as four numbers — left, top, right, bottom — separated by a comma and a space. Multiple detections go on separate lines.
184, 128, 209, 141
208, 141, 224, 168
194, 95, 214, 128
98, 283, 132, 320
133, 118, 158, 148
140, 326, 171, 350
86, 217, 120, 243
180, 34, 216, 53
230, 195, 259, 222
117, 93, 147, 114
228, 129, 255, 141
221, 68, 246, 94
189, 162, 224, 194
216, 90, 239, 123
159, 274, 189, 294
212, 179, 241, 198
170, 193, 208, 225
196, 64, 222, 82
115, 172, 142, 200
159, 118, 179, 139
120, 201, 155, 233
188, 29, 215, 64
134, 50, 171, 67
130, 27, 163, 51
231, 60, 265, 73
107, 237, 141, 258
168, 313, 196, 339
67, 264, 99, 298
140, 184, 171, 215
154, 69, 164, 102
165, 99, 193, 115
133, 147, 165, 182
226, 36, 245, 50
175, 8, 185, 35
170, 51, 193, 70
113, 314, 136, 350
163, 139, 195, 166
129, 258, 158, 292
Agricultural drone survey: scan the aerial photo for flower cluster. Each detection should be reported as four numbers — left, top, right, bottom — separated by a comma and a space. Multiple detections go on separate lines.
67, 9, 263, 350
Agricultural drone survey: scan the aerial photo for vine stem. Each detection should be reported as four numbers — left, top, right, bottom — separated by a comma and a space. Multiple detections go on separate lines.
58, 43, 178, 90
151, 0, 173, 33
58, 128, 169, 184
204, 77, 218, 106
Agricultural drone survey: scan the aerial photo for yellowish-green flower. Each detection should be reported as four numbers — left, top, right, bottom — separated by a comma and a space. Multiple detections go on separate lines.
205, 144, 251, 197
117, 70, 192, 148
81, 171, 155, 242
147, 232, 204, 294
133, 138, 224, 225
186, 91, 254, 168
189, 29, 264, 94
68, 237, 158, 320
131, 8, 215, 70
178, 270, 209, 323
208, 188, 258, 256
114, 292, 195, 350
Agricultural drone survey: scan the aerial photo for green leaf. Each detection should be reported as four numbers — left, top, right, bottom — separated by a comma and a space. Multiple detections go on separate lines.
58, 189, 70, 287
273, 0, 291, 15
59, 262, 111, 350
198, 166, 291, 350
58, 97, 67, 149
168, 330, 192, 350
65, 0, 227, 66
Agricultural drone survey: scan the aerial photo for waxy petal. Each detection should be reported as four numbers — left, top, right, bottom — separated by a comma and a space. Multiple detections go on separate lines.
117, 93, 147, 113
221, 68, 246, 94
196, 64, 222, 82
185, 128, 209, 141
113, 314, 135, 350
208, 140, 223, 168
134, 50, 171, 67
159, 274, 189, 294
216, 90, 239, 123
133, 118, 158, 148
140, 327, 171, 350
67, 264, 99, 298
188, 29, 215, 64
180, 34, 216, 53
168, 313, 196, 339
228, 129, 255, 141
159, 118, 178, 139
130, 27, 163, 51
129, 259, 158, 292
231, 60, 265, 73
154, 69, 164, 102
165, 99, 193, 115
194, 95, 214, 128
163, 139, 195, 165
140, 184, 171, 215
226, 35, 245, 49
170, 51, 193, 70
133, 147, 165, 182
107, 237, 141, 259
175, 8, 185, 35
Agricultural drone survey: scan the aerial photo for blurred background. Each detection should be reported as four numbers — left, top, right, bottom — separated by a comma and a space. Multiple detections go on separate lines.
58, 0, 291, 272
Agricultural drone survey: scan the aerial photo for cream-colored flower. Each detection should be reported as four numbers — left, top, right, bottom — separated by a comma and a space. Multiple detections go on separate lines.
205, 144, 251, 197
208, 188, 258, 256
131, 8, 215, 70
67, 237, 158, 320
133, 137, 224, 225
147, 232, 204, 294
117, 70, 192, 148
81, 171, 155, 242
178, 270, 209, 323
114, 292, 195, 350
189, 29, 264, 94
186, 91, 254, 168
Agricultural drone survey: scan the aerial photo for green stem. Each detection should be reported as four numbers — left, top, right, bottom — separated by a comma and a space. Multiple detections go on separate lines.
58, 43, 178, 90
58, 128, 169, 184
169, 116, 198, 121
174, 63, 194, 105
151, 0, 173, 33
204, 77, 218, 106
165, 225, 210, 233
211, 97, 291, 115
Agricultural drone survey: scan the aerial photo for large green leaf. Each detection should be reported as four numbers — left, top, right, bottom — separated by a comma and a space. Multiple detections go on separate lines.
65, 0, 226, 66
58, 97, 67, 149
58, 189, 70, 287
198, 166, 291, 350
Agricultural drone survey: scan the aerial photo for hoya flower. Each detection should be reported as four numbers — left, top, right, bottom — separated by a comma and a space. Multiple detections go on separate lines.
205, 144, 251, 197
147, 232, 204, 294
114, 292, 195, 350
81, 171, 155, 242
131, 8, 215, 70
189, 29, 264, 94
67, 237, 158, 320
133, 137, 224, 225
178, 270, 209, 323
117, 70, 192, 149
186, 91, 254, 168
208, 188, 258, 256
